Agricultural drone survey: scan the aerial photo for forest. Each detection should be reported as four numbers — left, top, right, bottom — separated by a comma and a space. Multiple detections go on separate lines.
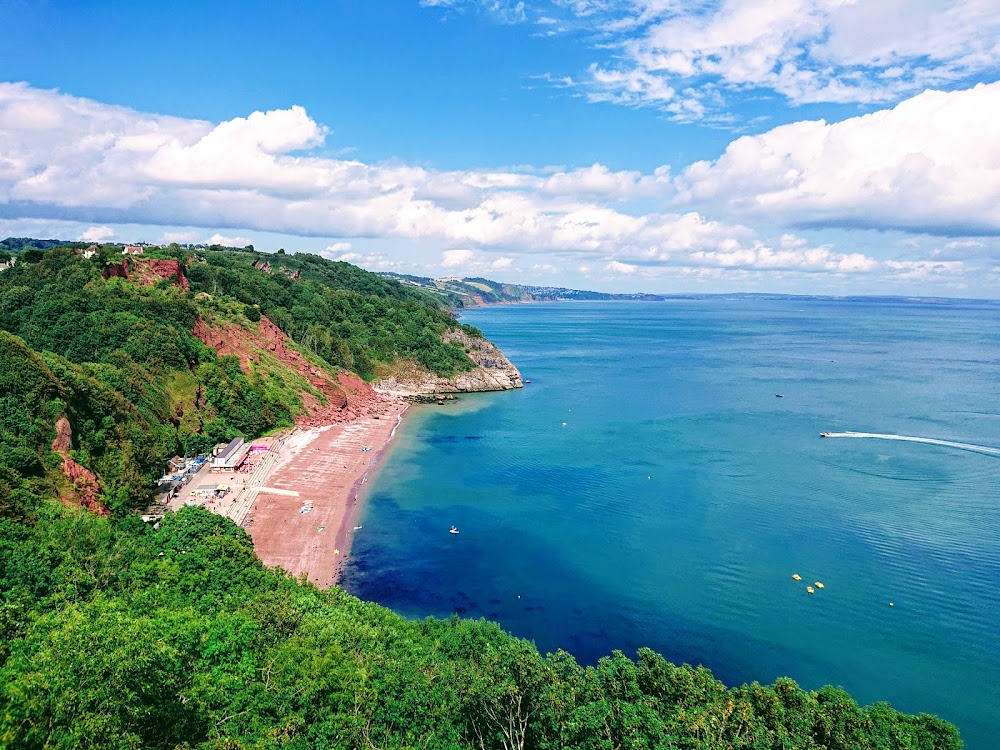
0, 241, 963, 749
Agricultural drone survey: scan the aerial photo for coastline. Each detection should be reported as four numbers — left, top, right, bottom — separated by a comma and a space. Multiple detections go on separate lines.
244, 398, 408, 588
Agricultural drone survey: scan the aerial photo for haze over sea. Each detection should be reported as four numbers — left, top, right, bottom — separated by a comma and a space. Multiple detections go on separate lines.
343, 298, 1000, 748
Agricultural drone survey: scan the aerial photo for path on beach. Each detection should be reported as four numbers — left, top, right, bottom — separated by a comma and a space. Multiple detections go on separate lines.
246, 402, 407, 587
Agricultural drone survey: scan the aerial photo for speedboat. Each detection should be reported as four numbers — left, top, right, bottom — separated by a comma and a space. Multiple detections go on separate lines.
775, 393, 784, 398
449, 526, 459, 534
820, 432, 830, 437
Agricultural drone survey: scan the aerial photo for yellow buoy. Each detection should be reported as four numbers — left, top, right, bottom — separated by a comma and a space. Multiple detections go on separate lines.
791, 573, 802, 581
814, 581, 824, 589
806, 586, 815, 594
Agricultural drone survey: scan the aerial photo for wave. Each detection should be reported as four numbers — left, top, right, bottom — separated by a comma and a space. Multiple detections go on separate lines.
822, 431, 1000, 457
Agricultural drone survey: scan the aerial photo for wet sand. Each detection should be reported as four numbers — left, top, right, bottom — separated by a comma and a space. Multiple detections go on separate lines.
246, 400, 407, 587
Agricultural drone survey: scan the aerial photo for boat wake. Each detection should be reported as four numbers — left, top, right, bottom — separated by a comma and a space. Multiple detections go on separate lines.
821, 431, 1000, 457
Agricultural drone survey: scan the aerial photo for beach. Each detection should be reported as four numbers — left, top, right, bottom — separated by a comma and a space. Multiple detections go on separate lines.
245, 398, 408, 587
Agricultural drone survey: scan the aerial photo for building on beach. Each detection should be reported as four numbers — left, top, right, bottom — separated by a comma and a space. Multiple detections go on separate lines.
211, 438, 250, 472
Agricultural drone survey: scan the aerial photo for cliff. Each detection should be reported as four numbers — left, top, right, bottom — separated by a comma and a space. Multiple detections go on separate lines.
376, 329, 522, 397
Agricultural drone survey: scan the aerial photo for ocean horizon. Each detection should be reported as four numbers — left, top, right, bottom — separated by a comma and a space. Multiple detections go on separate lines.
343, 297, 1000, 748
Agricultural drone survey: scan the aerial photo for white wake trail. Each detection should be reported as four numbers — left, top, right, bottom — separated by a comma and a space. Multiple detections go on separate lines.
822, 431, 1000, 457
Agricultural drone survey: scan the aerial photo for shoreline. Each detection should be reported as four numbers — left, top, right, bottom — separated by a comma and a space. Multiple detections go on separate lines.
244, 398, 409, 588
330, 404, 409, 582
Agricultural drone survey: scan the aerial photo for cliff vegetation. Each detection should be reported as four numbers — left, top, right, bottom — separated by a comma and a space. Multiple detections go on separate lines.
0, 240, 963, 749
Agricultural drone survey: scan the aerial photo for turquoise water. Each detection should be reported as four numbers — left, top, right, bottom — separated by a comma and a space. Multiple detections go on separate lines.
342, 298, 1000, 747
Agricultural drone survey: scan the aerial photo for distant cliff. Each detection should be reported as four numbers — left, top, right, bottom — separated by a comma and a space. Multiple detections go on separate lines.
380, 272, 672, 308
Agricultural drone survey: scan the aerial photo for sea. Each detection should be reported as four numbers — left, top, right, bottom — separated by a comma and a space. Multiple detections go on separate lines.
341, 297, 1000, 748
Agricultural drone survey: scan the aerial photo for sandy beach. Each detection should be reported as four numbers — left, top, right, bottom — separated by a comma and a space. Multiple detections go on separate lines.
245, 399, 408, 587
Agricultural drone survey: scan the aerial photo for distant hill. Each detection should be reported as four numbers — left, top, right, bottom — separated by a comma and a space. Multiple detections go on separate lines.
0, 237, 67, 255
380, 272, 673, 307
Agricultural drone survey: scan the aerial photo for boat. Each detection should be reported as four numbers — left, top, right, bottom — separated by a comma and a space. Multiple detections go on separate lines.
449, 526, 459, 534
775, 394, 784, 398
524, 379, 532, 384
353, 525, 363, 531
791, 573, 802, 581
806, 586, 815, 594
820, 432, 830, 437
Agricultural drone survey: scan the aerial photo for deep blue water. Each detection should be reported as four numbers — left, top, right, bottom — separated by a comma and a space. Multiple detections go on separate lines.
342, 298, 1000, 747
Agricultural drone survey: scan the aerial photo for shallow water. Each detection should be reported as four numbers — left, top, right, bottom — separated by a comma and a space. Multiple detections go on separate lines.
342, 297, 1000, 747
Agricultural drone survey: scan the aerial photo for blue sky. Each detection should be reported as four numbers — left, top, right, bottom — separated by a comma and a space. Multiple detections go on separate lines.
1, 0, 999, 296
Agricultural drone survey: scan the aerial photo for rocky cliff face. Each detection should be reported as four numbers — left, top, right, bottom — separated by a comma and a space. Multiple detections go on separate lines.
193, 316, 390, 426
100, 257, 189, 290
376, 329, 522, 397
51, 416, 109, 515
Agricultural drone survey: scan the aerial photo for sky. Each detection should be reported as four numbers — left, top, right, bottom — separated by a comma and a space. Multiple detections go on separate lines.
1, 0, 999, 297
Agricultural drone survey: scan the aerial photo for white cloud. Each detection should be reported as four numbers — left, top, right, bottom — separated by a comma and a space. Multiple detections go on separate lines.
160, 230, 200, 243
207, 233, 253, 247
482, 0, 1000, 117
0, 81, 995, 292
675, 83, 1000, 235
607, 260, 638, 274
442, 248, 477, 267
884, 259, 965, 280
78, 225, 114, 242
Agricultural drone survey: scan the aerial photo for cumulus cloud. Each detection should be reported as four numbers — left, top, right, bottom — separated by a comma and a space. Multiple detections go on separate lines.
462, 0, 1000, 117
78, 225, 114, 242
675, 83, 1000, 235
0, 82, 739, 261
0, 81, 993, 290
607, 260, 638, 274
206, 233, 253, 247
442, 248, 477, 267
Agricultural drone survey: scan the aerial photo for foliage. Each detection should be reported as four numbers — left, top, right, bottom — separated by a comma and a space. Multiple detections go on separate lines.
0, 504, 962, 749
0, 243, 477, 510
0, 240, 963, 748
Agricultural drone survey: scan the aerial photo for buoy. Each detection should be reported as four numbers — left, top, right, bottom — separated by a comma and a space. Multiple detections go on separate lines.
806, 586, 815, 594
814, 581, 824, 589
791, 574, 802, 581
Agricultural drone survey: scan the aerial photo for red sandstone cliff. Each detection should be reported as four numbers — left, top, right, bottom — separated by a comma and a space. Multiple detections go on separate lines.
50, 416, 109, 515
192, 316, 386, 427
101, 257, 189, 290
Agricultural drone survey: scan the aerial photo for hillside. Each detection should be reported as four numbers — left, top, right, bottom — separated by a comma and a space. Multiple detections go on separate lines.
0, 240, 963, 749
381, 272, 673, 308
0, 241, 505, 513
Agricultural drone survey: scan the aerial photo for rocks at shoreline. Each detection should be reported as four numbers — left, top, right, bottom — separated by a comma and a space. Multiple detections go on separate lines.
375, 330, 523, 398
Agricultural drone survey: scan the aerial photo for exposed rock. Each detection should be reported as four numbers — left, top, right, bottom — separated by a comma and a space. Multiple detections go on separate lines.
376, 329, 522, 397
100, 257, 189, 290
51, 415, 73, 453
50, 416, 110, 515
192, 316, 391, 427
